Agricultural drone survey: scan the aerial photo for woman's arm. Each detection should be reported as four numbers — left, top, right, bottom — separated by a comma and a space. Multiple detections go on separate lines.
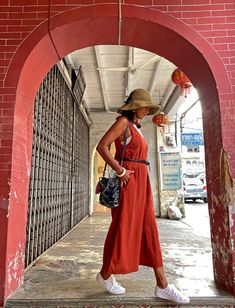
96, 116, 128, 174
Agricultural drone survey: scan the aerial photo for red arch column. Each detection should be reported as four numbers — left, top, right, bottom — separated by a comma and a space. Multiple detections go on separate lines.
1, 4, 234, 305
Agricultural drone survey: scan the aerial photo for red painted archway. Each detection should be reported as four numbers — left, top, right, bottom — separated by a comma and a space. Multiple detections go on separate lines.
2, 4, 234, 304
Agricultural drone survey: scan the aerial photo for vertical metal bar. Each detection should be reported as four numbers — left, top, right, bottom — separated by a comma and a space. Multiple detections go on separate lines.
70, 96, 75, 228
36, 83, 45, 258
57, 69, 63, 240
25, 90, 40, 267
35, 74, 48, 259
52, 65, 58, 246
31, 83, 44, 263
48, 67, 56, 250
41, 76, 51, 254
53, 66, 59, 244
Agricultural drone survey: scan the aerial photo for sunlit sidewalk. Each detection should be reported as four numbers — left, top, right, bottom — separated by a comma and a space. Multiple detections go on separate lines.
6, 212, 235, 307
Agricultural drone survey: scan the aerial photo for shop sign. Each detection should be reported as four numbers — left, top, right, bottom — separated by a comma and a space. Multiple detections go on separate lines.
181, 133, 204, 146
160, 152, 182, 190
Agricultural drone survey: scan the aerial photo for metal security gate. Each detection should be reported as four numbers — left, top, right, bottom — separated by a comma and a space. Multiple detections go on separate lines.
71, 104, 89, 227
25, 64, 89, 267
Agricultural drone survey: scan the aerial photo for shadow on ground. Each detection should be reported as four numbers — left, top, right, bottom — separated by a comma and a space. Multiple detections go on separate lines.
5, 212, 235, 307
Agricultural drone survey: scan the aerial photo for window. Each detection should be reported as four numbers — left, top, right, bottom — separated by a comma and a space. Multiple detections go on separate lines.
187, 145, 200, 152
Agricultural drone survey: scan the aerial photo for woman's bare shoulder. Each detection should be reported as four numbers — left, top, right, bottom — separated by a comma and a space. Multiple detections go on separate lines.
115, 116, 129, 127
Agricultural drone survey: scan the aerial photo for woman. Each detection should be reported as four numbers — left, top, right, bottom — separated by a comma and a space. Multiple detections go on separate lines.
96, 89, 190, 304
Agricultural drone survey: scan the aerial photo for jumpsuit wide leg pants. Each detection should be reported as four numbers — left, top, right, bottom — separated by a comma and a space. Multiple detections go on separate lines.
102, 123, 163, 274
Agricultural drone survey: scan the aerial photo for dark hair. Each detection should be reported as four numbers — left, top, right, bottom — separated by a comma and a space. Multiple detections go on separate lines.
117, 93, 142, 127
117, 110, 141, 128
120, 110, 135, 121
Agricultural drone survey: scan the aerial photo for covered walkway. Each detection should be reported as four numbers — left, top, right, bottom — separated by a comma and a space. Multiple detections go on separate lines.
6, 212, 234, 307
1, 3, 235, 305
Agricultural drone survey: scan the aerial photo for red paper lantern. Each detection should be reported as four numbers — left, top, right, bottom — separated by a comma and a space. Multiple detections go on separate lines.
152, 112, 169, 127
171, 68, 191, 97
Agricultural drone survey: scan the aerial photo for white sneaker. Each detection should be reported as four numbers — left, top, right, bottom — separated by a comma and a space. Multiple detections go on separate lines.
155, 283, 190, 304
96, 273, 126, 295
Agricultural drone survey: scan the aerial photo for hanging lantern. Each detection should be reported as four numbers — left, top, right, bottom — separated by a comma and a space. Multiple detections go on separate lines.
171, 68, 191, 97
152, 112, 169, 127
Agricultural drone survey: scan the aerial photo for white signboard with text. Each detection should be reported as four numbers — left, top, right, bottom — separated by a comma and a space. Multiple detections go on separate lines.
160, 152, 182, 190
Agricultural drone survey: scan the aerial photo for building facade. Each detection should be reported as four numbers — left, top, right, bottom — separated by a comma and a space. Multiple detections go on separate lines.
0, 1, 235, 306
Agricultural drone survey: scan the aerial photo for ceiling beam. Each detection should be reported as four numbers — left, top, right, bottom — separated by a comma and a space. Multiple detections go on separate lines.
97, 54, 160, 73
161, 80, 177, 109
89, 107, 118, 113
130, 55, 160, 72
163, 85, 183, 115
125, 47, 134, 96
65, 54, 75, 68
94, 46, 109, 112
97, 67, 128, 71
149, 58, 165, 95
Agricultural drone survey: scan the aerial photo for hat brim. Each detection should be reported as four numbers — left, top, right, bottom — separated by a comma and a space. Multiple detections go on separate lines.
117, 100, 160, 115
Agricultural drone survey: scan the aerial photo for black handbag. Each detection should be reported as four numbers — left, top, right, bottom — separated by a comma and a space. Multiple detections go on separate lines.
97, 123, 129, 208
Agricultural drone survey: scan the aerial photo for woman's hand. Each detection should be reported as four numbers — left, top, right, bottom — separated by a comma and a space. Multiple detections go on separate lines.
119, 169, 134, 187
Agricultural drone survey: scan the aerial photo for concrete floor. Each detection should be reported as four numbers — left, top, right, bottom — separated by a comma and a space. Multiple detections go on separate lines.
6, 204, 235, 307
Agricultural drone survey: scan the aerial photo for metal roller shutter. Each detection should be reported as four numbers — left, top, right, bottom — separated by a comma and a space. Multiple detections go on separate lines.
25, 64, 89, 267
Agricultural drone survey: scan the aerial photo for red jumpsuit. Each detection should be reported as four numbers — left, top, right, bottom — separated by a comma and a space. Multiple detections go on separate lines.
102, 122, 163, 274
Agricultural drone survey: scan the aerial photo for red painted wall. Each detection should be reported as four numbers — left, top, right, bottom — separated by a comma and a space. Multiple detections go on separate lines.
0, 1, 235, 306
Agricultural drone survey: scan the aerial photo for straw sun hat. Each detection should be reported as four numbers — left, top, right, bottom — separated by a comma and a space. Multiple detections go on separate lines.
117, 88, 160, 116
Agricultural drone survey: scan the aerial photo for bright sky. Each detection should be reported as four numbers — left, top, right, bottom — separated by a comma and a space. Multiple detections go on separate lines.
178, 87, 203, 131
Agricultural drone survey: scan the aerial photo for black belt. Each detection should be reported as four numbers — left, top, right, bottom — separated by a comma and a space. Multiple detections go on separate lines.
123, 158, 150, 165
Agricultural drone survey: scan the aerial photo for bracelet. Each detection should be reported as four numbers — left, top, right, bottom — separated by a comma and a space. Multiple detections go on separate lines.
116, 168, 126, 178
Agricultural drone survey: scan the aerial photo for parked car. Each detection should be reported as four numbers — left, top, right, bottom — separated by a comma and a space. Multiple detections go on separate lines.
196, 172, 206, 185
183, 178, 208, 203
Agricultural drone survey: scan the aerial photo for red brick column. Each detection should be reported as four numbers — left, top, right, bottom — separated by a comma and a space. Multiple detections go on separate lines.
0, 1, 235, 305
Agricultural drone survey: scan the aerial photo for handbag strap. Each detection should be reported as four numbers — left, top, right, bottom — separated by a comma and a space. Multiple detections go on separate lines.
103, 122, 130, 177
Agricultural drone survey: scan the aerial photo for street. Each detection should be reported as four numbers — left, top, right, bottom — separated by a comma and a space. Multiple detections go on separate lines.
181, 201, 211, 238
